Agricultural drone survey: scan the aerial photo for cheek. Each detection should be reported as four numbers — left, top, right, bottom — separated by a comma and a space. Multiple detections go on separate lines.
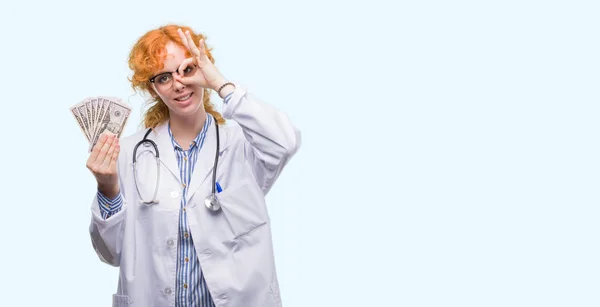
150, 85, 168, 102
196, 90, 205, 101
154, 90, 176, 105
156, 95, 172, 108
163, 94, 174, 103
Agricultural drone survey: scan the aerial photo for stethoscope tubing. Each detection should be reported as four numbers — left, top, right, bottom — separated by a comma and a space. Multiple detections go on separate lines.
132, 118, 220, 210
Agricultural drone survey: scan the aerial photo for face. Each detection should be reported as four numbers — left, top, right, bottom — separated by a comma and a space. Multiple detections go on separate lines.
150, 41, 204, 119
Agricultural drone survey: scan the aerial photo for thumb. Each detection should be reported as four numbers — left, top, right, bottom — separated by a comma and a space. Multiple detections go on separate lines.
173, 73, 196, 86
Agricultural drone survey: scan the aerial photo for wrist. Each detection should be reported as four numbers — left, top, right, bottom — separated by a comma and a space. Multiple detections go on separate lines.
98, 182, 119, 199
212, 78, 235, 98
215, 81, 236, 98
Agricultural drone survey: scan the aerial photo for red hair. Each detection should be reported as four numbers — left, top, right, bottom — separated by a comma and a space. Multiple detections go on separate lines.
127, 24, 225, 128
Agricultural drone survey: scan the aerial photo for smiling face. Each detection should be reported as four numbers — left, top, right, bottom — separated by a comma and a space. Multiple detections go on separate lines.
150, 41, 205, 120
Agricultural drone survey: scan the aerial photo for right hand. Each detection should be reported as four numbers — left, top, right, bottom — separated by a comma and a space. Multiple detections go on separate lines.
86, 133, 121, 198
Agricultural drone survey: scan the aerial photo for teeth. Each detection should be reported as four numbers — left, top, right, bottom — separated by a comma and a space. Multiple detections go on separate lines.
176, 94, 192, 101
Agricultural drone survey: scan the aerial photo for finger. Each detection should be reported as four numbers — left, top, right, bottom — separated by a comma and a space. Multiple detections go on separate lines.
175, 73, 199, 87
185, 30, 201, 56
92, 133, 113, 165
174, 61, 200, 87
87, 133, 109, 165
108, 143, 120, 171
177, 28, 190, 51
96, 134, 115, 164
101, 136, 118, 168
197, 38, 206, 57
177, 57, 196, 75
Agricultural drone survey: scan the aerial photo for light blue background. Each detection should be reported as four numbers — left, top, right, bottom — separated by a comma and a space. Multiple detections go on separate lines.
0, 0, 598, 306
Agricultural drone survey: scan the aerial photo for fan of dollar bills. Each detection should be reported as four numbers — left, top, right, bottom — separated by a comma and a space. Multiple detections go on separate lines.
70, 96, 132, 152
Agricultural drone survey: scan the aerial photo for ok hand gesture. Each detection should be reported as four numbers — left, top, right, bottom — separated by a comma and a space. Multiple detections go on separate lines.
175, 28, 227, 92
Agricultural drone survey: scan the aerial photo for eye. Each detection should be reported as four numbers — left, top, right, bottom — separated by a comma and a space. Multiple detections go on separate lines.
183, 65, 195, 76
157, 73, 172, 84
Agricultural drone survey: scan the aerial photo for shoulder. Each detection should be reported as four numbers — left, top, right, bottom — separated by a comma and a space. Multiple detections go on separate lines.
219, 120, 246, 149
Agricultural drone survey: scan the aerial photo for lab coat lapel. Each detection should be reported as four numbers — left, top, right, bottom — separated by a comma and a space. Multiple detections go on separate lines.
186, 118, 220, 203
153, 122, 181, 184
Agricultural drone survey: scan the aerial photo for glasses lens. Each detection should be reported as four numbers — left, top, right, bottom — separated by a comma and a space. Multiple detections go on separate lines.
153, 73, 173, 91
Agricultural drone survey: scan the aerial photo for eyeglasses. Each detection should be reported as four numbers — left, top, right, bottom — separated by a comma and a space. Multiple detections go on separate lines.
149, 64, 197, 91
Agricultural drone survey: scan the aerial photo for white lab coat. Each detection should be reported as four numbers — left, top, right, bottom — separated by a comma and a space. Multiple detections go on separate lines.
88, 86, 301, 307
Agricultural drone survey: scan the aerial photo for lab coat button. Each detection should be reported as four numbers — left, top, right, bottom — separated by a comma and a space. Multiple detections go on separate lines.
164, 287, 172, 295
167, 239, 175, 247
171, 191, 179, 198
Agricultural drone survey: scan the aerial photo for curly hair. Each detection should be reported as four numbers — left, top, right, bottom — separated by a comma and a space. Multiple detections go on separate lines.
127, 24, 226, 129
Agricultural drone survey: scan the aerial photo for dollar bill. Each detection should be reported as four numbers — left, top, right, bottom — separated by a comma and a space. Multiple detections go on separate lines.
70, 106, 91, 142
90, 97, 98, 135
96, 98, 109, 139
70, 96, 132, 152
75, 101, 93, 141
84, 99, 93, 133
88, 99, 131, 152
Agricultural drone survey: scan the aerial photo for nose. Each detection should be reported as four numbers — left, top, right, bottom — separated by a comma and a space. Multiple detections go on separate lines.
173, 79, 185, 91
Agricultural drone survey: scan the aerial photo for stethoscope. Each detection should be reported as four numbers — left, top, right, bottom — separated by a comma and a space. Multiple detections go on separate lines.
132, 118, 221, 212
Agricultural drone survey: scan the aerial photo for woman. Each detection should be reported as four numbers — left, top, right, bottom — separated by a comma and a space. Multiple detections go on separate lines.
86, 24, 301, 307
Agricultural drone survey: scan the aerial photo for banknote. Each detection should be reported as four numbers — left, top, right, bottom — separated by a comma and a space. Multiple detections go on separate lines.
70, 106, 91, 142
69, 96, 131, 152
96, 98, 109, 139
90, 97, 98, 135
88, 99, 131, 152
75, 100, 93, 141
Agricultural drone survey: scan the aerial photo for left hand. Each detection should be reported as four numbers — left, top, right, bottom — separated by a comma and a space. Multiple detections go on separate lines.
176, 28, 227, 91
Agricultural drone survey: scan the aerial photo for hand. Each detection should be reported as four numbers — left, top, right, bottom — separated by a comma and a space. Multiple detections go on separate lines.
176, 28, 227, 91
86, 133, 120, 198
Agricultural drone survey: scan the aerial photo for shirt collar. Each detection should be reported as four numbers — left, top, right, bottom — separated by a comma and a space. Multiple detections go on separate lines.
167, 113, 213, 151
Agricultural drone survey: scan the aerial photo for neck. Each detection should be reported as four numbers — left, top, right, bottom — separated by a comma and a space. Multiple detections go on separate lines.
169, 110, 207, 150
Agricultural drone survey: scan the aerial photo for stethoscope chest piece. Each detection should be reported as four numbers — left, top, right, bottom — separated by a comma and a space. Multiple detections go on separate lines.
205, 194, 221, 212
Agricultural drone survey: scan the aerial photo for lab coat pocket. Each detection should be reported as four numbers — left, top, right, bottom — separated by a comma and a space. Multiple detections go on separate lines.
217, 179, 268, 240
112, 294, 131, 307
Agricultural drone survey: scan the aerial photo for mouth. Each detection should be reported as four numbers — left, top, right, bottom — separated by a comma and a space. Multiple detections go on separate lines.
174, 93, 193, 102
173, 92, 194, 106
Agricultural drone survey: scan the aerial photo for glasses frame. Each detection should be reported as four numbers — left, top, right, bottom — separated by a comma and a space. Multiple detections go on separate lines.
148, 64, 198, 89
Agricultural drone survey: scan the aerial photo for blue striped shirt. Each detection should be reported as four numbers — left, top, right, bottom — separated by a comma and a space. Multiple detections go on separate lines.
98, 93, 233, 306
